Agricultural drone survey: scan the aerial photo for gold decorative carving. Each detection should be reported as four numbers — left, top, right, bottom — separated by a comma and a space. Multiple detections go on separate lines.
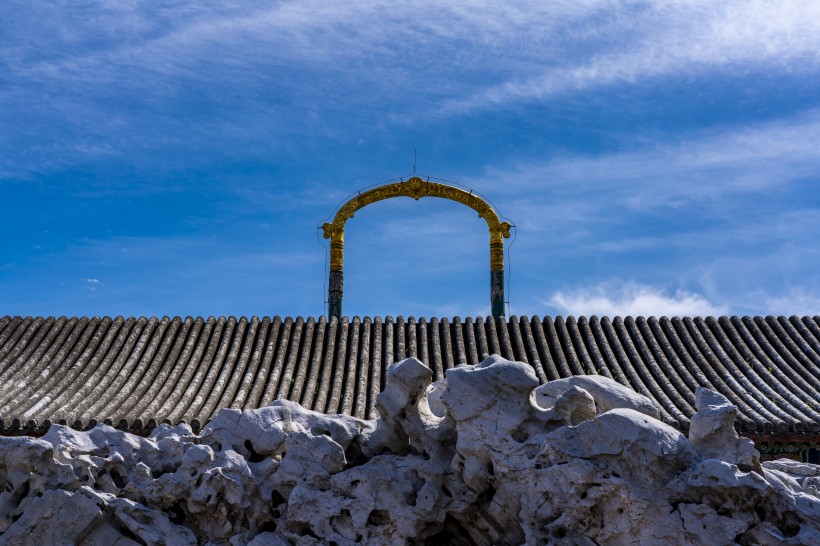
322, 177, 511, 272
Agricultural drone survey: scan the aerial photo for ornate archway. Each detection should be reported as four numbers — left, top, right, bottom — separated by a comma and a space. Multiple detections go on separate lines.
322, 177, 511, 319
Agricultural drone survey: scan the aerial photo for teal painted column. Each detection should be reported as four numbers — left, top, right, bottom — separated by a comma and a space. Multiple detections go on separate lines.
329, 269, 343, 320
491, 269, 505, 319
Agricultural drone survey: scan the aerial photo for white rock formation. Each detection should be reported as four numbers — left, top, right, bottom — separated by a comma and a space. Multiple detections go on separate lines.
0, 354, 818, 545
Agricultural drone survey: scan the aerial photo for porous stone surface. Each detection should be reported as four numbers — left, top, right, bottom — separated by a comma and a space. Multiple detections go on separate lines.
0, 355, 818, 545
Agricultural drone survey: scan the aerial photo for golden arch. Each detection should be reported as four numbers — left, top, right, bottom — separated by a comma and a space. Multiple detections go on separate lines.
322, 177, 511, 319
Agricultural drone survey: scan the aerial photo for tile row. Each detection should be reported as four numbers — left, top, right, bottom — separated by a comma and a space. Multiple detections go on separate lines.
0, 315, 818, 436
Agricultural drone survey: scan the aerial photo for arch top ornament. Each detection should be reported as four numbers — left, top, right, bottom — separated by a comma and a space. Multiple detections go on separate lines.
322, 177, 512, 320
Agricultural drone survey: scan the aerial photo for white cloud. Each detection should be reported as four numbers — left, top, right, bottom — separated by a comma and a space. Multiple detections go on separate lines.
82, 278, 102, 292
9, 1, 819, 119
446, 0, 820, 112
479, 109, 820, 217
544, 281, 729, 318
3, 0, 819, 181
761, 289, 820, 317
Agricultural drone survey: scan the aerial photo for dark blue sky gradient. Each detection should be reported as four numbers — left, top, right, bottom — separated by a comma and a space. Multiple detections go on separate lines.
2, 1, 820, 318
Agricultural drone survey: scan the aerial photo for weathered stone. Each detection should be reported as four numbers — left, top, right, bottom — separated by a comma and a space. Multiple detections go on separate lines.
368, 357, 456, 471
546, 407, 697, 488
0, 489, 102, 546
689, 387, 762, 473
0, 354, 817, 545
677, 503, 747, 545
534, 373, 660, 419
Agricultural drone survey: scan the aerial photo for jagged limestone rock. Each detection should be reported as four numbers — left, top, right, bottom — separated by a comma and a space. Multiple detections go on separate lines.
0, 355, 818, 545
533, 374, 660, 420
689, 387, 763, 473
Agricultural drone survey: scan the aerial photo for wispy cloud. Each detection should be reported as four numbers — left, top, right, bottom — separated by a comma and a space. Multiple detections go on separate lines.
477, 109, 820, 318
544, 281, 729, 318
446, 0, 820, 112
480, 109, 820, 212
81, 278, 102, 292
762, 289, 820, 317
6, 0, 819, 178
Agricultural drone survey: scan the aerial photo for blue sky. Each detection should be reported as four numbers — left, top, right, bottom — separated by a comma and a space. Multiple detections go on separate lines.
2, 0, 819, 319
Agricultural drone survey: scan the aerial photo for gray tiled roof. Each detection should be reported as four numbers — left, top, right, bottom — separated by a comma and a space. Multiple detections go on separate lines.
0, 315, 819, 437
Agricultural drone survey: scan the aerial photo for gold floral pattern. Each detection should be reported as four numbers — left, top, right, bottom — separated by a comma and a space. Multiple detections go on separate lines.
322, 177, 511, 271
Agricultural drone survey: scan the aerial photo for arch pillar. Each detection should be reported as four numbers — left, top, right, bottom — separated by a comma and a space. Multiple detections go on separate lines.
322, 177, 511, 320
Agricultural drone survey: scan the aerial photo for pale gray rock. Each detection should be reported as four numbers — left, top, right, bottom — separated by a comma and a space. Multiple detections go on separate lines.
0, 486, 197, 546
87, 487, 198, 546
677, 503, 748, 546
740, 522, 820, 546
765, 459, 820, 479
246, 532, 290, 546
425, 379, 447, 418
534, 373, 661, 420
765, 459, 820, 498
689, 387, 762, 473
545, 384, 597, 426
202, 400, 373, 469
0, 354, 818, 545
546, 407, 697, 488
368, 357, 456, 471
0, 489, 102, 546
285, 454, 449, 545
